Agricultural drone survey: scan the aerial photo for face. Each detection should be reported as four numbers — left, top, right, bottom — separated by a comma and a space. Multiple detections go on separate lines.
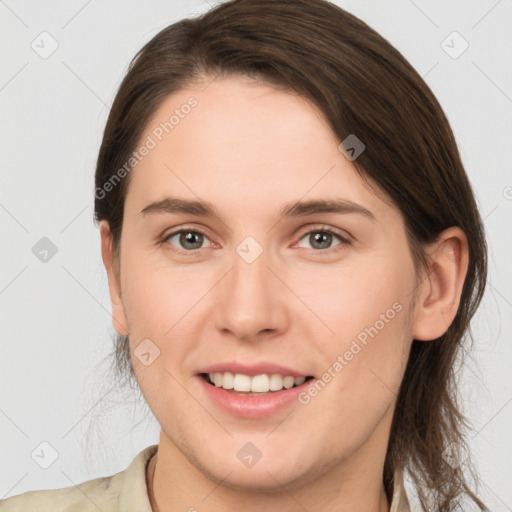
104, 75, 419, 491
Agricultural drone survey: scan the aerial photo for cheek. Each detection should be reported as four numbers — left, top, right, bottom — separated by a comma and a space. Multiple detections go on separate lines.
295, 252, 413, 345
300, 253, 414, 408
120, 248, 212, 338
120, 252, 217, 397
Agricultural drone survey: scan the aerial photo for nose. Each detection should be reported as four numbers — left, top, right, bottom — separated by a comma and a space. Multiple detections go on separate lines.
214, 244, 289, 342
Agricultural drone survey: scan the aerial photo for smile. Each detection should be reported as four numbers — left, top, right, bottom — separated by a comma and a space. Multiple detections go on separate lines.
197, 373, 315, 418
201, 372, 314, 394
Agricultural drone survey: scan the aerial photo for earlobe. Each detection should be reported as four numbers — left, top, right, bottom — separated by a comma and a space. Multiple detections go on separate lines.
412, 227, 469, 341
99, 220, 129, 336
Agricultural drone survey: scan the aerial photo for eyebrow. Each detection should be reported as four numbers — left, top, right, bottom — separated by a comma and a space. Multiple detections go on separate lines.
140, 197, 376, 222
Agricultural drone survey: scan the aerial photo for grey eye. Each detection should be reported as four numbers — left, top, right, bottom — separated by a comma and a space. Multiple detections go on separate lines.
167, 231, 209, 250
297, 231, 342, 250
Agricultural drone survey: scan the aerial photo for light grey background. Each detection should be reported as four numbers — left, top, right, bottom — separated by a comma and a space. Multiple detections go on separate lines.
1, 0, 511, 509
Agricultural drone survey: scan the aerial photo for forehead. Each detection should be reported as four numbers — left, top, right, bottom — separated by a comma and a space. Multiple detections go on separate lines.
124, 76, 391, 223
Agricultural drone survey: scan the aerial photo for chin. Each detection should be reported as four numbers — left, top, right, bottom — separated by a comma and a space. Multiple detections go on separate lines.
198, 452, 313, 493
218, 467, 305, 493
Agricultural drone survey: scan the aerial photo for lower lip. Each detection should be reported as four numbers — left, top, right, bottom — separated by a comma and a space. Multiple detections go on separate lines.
197, 375, 313, 419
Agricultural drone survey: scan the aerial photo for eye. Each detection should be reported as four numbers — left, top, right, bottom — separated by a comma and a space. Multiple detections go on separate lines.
296, 227, 349, 251
161, 226, 350, 253
164, 229, 211, 251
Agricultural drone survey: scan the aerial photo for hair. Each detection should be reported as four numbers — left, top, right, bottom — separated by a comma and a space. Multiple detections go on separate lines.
93, 0, 488, 509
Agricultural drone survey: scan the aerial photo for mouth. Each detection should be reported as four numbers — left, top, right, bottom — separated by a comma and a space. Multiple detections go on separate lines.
196, 370, 316, 418
199, 372, 315, 396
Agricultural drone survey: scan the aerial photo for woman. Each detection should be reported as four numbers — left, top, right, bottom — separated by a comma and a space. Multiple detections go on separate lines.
1, 0, 488, 510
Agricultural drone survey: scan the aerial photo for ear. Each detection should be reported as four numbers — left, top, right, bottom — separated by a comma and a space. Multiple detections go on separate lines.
412, 226, 469, 341
99, 220, 129, 336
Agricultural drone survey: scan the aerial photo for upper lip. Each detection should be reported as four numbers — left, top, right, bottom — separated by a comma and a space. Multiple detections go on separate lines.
198, 361, 311, 378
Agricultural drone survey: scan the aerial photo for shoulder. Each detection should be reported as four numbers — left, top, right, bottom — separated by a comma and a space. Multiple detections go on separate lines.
0, 444, 158, 512
0, 475, 119, 512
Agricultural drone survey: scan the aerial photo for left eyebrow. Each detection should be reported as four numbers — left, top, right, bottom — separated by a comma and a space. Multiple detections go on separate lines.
280, 198, 376, 222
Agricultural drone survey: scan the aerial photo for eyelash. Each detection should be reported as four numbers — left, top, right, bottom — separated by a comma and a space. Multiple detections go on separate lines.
160, 225, 351, 254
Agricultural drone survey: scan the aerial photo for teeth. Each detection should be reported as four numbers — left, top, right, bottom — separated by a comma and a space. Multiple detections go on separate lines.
233, 373, 251, 391
207, 372, 308, 392
251, 374, 269, 392
222, 372, 234, 389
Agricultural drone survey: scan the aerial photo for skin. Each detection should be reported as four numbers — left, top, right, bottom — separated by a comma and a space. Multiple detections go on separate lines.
100, 75, 469, 512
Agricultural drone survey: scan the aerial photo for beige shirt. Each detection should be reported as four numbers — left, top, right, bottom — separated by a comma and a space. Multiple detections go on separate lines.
0, 444, 410, 511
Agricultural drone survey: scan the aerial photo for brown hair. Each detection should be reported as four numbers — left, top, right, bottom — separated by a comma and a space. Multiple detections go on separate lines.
94, 0, 488, 509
